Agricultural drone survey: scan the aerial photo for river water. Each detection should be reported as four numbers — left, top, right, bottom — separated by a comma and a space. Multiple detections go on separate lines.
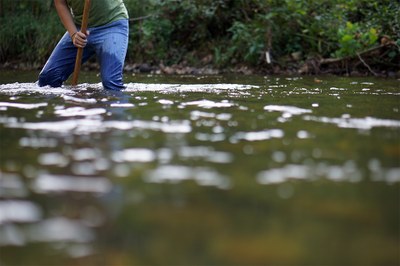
0, 71, 399, 265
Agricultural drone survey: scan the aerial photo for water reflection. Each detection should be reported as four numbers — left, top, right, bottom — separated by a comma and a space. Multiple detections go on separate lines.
264, 105, 312, 116
256, 161, 363, 184
0, 200, 41, 224
0, 173, 28, 197
6, 119, 193, 134
27, 217, 94, 243
0, 102, 48, 109
32, 174, 112, 194
54, 107, 106, 117
181, 99, 236, 108
304, 115, 400, 130
144, 165, 231, 189
0, 75, 399, 265
112, 148, 156, 163
231, 129, 284, 142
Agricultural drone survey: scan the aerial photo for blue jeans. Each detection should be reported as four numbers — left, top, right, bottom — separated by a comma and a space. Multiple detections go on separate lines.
39, 19, 129, 91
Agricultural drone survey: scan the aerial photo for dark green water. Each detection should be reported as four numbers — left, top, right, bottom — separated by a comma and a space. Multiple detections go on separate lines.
0, 71, 399, 265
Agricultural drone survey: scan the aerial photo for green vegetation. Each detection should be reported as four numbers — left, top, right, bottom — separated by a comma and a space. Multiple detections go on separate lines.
1, 0, 399, 73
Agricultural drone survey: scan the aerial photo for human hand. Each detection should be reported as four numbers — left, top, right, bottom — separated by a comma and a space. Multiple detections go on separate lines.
71, 31, 90, 48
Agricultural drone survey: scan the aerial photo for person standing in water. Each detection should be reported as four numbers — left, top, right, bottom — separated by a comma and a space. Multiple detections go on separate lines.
39, 0, 129, 91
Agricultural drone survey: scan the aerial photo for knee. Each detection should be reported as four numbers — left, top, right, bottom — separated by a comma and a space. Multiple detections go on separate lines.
38, 69, 63, 87
38, 71, 49, 87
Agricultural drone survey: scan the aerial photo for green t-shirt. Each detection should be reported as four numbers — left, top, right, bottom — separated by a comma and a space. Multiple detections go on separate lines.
67, 0, 129, 27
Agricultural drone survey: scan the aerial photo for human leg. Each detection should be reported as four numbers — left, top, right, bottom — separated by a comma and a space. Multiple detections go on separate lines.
38, 32, 94, 87
91, 20, 129, 91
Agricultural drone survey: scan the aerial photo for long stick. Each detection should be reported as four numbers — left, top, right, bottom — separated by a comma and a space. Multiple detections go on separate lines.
71, 0, 91, 86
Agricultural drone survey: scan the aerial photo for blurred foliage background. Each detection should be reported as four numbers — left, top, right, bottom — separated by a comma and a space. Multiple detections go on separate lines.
0, 0, 399, 71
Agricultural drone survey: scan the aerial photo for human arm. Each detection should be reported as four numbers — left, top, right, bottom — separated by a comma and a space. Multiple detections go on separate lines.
54, 0, 88, 48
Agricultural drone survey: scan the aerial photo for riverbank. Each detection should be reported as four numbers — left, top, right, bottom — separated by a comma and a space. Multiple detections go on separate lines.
2, 55, 399, 79
2, 41, 399, 78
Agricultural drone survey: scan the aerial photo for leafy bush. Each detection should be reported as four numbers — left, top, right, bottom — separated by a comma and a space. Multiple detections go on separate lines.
335, 22, 378, 58
0, 12, 63, 63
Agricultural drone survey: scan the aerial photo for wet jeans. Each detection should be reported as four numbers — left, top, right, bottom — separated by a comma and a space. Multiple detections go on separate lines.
39, 19, 129, 91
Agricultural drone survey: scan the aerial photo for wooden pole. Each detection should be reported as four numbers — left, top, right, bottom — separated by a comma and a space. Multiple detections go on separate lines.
71, 0, 91, 86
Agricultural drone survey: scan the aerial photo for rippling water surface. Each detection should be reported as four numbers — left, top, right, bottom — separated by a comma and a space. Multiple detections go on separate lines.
0, 71, 399, 265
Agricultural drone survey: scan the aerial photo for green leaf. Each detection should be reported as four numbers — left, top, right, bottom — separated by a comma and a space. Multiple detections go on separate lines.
341, 34, 354, 42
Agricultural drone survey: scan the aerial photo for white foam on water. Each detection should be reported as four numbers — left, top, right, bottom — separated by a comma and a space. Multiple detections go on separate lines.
6, 119, 171, 133
125, 83, 258, 93
0, 82, 258, 99
0, 83, 76, 95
